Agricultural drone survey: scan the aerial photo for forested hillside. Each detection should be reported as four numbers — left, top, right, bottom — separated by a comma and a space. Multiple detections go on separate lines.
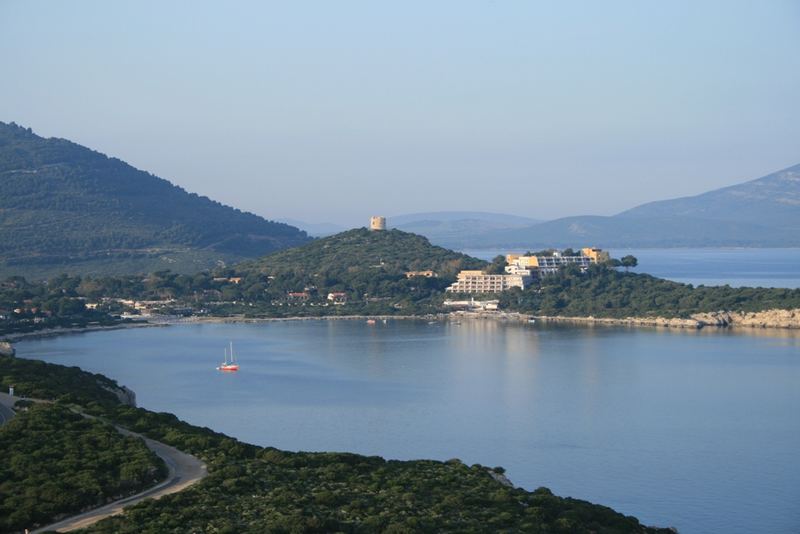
0, 122, 309, 278
234, 228, 486, 313
0, 404, 167, 533
499, 263, 800, 318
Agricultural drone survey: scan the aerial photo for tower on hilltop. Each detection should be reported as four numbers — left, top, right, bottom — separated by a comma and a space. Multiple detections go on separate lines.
370, 216, 386, 231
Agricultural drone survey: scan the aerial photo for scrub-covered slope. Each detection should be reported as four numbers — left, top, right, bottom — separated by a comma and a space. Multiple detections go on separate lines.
0, 122, 309, 278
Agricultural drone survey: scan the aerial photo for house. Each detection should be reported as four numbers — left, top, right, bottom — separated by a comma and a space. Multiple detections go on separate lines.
213, 277, 243, 284
327, 292, 348, 304
443, 298, 499, 311
405, 270, 437, 278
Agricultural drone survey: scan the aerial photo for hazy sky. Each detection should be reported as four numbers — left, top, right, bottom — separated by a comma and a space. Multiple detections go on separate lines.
1, 1, 799, 226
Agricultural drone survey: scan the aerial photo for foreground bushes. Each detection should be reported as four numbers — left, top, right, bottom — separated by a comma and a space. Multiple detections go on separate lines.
0, 404, 166, 533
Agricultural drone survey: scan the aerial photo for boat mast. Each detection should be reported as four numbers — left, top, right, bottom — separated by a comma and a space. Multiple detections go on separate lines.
230, 341, 235, 363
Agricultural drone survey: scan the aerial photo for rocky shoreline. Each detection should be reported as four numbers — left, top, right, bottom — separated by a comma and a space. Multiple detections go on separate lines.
532, 308, 800, 330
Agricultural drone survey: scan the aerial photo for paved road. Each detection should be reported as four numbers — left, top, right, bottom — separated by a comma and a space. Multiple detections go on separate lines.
0, 393, 207, 533
33, 427, 208, 533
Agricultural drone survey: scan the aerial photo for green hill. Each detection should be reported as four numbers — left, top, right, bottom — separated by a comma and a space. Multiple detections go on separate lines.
0, 121, 310, 279
233, 228, 486, 313
246, 227, 483, 277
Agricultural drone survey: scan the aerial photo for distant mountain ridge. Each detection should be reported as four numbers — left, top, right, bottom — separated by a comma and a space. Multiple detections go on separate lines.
390, 211, 541, 226
619, 163, 800, 228
462, 163, 800, 249
0, 121, 310, 278
388, 211, 542, 248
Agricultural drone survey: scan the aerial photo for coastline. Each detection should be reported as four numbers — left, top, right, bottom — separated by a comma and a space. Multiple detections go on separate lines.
174, 314, 444, 324
2, 321, 164, 342
531, 308, 800, 330
5, 307, 799, 348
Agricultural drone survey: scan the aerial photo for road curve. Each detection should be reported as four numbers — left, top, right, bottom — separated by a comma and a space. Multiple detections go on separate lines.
32, 425, 208, 533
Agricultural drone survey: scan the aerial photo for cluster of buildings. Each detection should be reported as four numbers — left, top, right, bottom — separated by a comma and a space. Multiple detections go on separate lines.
446, 247, 609, 294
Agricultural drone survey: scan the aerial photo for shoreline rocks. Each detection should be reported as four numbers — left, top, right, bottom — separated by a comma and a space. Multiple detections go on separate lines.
533, 308, 800, 330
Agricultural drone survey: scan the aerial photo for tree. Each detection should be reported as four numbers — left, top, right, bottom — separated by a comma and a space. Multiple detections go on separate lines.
485, 255, 507, 274
620, 255, 638, 272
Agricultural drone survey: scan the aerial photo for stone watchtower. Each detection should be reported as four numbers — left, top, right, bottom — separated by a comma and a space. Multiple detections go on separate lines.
370, 216, 386, 231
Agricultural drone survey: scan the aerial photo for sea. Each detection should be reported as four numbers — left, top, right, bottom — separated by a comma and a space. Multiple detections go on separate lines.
13, 248, 800, 534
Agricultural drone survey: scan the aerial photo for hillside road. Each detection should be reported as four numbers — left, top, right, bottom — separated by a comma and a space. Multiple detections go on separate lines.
0, 392, 207, 533
32, 425, 207, 533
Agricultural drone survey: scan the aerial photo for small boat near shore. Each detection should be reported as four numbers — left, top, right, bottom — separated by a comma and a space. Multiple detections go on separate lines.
217, 342, 240, 372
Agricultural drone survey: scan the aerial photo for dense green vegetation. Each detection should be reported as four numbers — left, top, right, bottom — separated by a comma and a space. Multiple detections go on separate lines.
3, 231, 800, 333
0, 275, 126, 337
0, 229, 487, 323
0, 354, 122, 406
86, 453, 657, 534
0, 121, 309, 279
499, 263, 800, 318
0, 355, 671, 533
234, 228, 486, 314
0, 403, 166, 533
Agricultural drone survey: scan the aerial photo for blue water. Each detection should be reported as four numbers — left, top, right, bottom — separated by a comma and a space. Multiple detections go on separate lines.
461, 247, 800, 288
16, 321, 800, 533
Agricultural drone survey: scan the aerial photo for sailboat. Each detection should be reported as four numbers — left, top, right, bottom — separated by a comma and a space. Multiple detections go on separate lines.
217, 342, 240, 372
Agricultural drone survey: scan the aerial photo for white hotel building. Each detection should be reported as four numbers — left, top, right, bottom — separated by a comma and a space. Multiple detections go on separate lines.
446, 247, 609, 294
445, 270, 531, 293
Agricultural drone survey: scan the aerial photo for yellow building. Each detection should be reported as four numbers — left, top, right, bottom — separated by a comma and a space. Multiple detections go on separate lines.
581, 247, 610, 263
506, 254, 539, 268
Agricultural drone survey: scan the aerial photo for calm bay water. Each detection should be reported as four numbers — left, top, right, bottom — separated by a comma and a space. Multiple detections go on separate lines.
462, 247, 800, 288
16, 321, 800, 534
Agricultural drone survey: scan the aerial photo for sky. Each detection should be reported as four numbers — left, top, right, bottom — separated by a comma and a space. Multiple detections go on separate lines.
1, 1, 799, 226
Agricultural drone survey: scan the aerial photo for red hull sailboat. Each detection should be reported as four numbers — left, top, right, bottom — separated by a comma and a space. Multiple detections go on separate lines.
217, 342, 240, 372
